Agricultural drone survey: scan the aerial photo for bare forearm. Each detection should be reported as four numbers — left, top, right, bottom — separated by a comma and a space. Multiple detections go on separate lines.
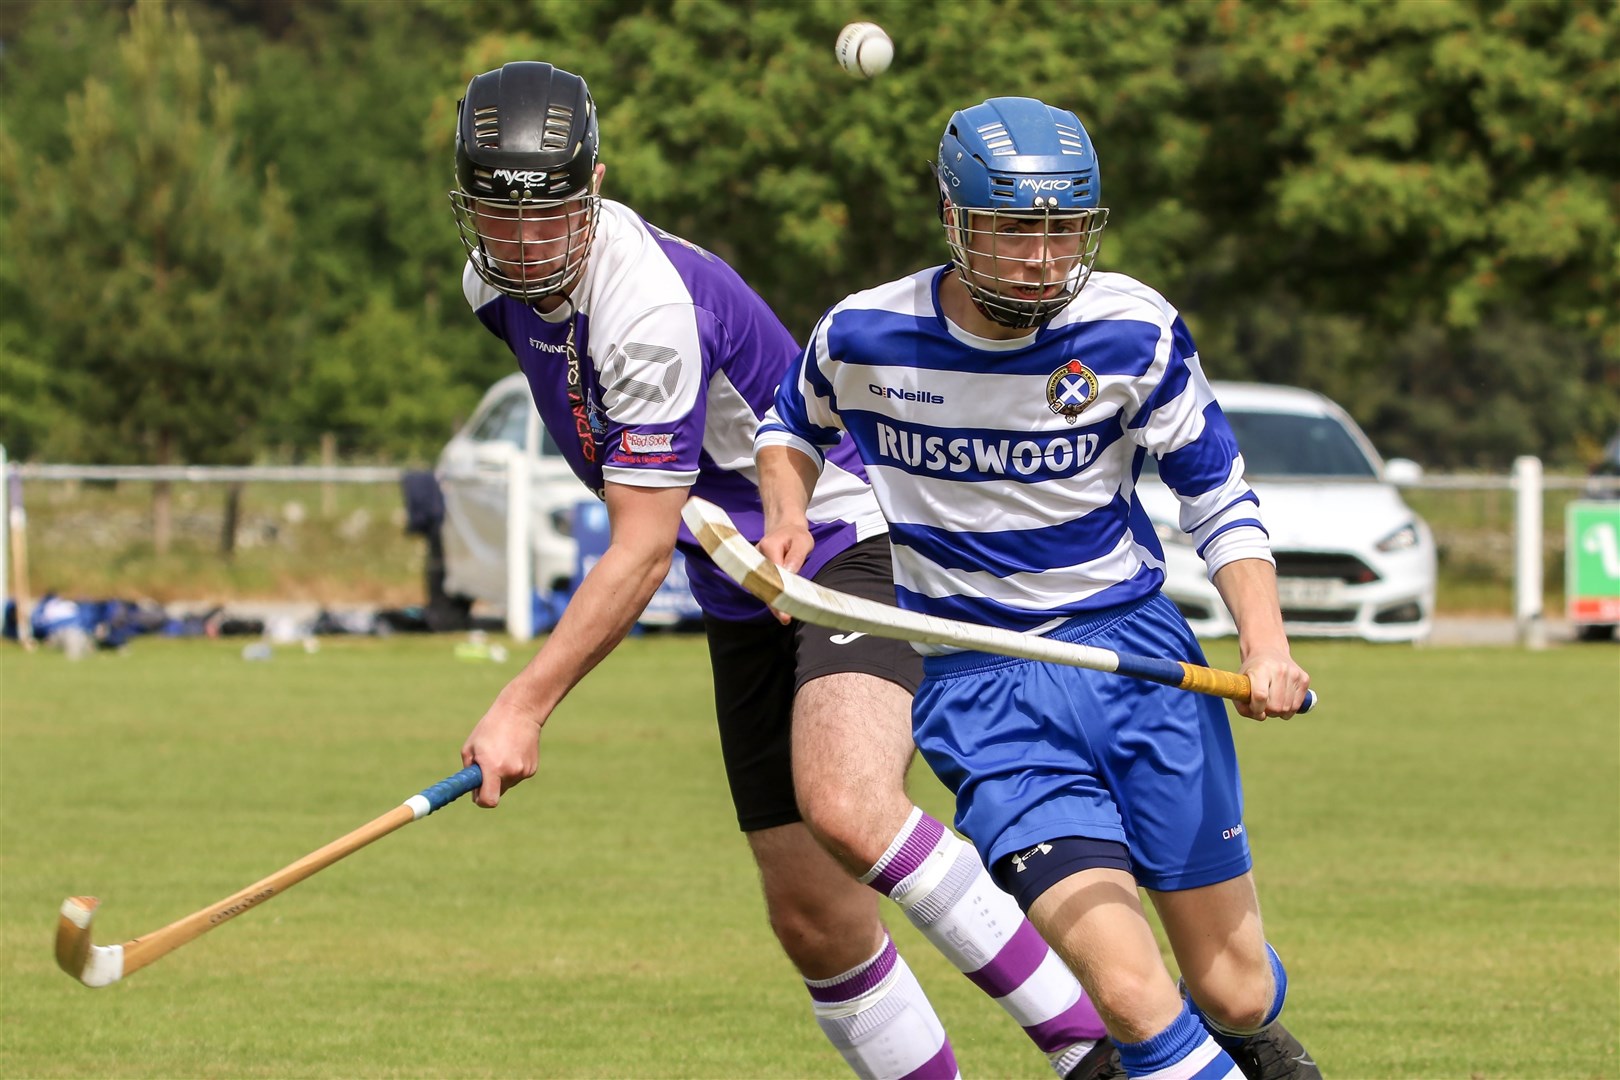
757, 445, 821, 532
495, 541, 671, 722
1212, 557, 1288, 660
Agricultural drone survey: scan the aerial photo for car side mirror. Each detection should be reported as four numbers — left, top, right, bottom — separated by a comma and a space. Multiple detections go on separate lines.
1383, 458, 1423, 485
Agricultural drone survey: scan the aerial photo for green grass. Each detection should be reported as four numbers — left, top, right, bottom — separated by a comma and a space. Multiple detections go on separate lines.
2, 636, 1616, 1078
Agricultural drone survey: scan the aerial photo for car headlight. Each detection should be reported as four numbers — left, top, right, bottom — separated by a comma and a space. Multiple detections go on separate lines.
1375, 522, 1419, 553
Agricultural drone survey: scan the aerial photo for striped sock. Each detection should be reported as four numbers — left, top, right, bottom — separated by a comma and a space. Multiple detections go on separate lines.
805, 934, 961, 1080
1116, 1003, 1241, 1079
862, 808, 1107, 1074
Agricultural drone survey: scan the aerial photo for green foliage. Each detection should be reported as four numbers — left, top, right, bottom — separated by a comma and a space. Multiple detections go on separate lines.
0, 0, 1615, 467
0, 0, 302, 466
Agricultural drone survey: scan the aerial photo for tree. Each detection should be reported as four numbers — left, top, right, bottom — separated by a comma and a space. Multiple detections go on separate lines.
0, 0, 302, 549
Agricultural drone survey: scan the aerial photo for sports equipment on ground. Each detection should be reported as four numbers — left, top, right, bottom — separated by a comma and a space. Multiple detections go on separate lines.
55, 765, 483, 988
836, 22, 893, 77
451, 61, 601, 303
935, 96, 1108, 329
681, 497, 1316, 714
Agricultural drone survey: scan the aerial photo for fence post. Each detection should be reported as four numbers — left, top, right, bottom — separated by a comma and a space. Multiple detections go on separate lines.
0, 445, 7, 631
320, 432, 337, 517
1513, 455, 1546, 649
505, 444, 534, 642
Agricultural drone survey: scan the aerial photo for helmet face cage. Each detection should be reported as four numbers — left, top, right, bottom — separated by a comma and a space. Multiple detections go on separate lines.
942, 205, 1108, 329
935, 97, 1108, 329
451, 189, 601, 303
450, 62, 602, 304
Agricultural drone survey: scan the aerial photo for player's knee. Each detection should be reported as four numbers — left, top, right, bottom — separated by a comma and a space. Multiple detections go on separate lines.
761, 891, 877, 975
1184, 943, 1287, 1035
1199, 990, 1271, 1034
796, 785, 887, 869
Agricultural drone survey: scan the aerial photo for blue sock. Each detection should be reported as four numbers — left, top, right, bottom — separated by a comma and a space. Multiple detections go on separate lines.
1185, 942, 1288, 1053
1115, 1001, 1238, 1078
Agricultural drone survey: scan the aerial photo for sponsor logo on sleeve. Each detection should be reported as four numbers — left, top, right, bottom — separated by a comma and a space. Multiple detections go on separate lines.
621, 432, 675, 454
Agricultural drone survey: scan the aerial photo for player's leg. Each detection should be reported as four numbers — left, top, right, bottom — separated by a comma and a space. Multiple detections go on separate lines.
1091, 595, 1320, 1080
1018, 864, 1242, 1079
1150, 878, 1321, 1080
794, 538, 1109, 1075
706, 613, 959, 1080
911, 627, 1245, 1079
747, 822, 958, 1078
794, 670, 1108, 1076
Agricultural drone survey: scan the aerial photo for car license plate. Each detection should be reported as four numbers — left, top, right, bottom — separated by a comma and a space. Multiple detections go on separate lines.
1276, 577, 1343, 607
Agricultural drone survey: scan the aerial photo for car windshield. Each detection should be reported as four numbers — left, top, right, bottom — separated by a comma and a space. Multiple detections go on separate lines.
1226, 410, 1378, 478
471, 392, 563, 457
1143, 409, 1378, 479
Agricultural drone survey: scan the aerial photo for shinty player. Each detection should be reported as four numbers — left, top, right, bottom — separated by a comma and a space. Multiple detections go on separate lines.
448, 63, 1117, 1079
755, 96, 1323, 1080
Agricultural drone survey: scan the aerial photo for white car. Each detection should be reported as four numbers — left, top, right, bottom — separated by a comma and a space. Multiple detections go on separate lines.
436, 373, 699, 627
436, 373, 585, 606
1136, 382, 1437, 642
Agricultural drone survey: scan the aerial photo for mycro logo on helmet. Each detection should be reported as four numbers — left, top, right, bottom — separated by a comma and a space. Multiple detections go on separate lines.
1018, 178, 1071, 191
869, 384, 944, 405
492, 169, 549, 187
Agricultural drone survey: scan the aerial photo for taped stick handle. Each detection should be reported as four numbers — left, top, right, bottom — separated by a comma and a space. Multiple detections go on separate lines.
1114, 652, 1317, 713
419, 764, 482, 813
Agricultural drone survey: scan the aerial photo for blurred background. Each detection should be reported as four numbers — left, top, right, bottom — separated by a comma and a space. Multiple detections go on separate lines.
0, 0, 1616, 619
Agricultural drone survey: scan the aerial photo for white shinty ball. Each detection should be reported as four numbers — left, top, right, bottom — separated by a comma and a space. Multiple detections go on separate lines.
836, 22, 893, 77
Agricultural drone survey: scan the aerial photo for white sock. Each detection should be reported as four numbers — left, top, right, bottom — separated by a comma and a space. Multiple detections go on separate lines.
863, 808, 1107, 1074
805, 934, 961, 1080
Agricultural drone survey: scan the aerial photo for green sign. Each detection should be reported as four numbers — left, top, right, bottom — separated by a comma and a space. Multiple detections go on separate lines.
1566, 500, 1620, 623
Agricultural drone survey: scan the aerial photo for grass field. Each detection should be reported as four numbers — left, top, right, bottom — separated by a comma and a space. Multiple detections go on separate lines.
2, 635, 1616, 1078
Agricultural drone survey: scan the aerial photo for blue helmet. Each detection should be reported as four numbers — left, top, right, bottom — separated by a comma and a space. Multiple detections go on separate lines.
936, 97, 1108, 328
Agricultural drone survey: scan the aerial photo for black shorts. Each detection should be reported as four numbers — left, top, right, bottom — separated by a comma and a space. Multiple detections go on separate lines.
704, 536, 923, 832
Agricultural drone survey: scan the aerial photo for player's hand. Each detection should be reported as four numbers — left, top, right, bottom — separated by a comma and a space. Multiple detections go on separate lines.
460, 692, 544, 807
757, 522, 815, 625
1236, 648, 1310, 721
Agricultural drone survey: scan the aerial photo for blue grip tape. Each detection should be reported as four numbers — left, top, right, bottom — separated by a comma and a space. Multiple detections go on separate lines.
1299, 689, 1318, 714
417, 765, 483, 814
1111, 653, 1188, 687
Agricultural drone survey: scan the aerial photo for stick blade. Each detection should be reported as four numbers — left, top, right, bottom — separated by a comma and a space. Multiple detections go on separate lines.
55, 896, 99, 979
680, 497, 786, 605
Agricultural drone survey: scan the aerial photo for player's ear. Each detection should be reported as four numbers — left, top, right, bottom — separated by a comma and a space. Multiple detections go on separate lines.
592, 163, 606, 196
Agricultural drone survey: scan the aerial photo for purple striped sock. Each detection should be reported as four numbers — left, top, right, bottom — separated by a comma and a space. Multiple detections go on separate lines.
868, 812, 946, 896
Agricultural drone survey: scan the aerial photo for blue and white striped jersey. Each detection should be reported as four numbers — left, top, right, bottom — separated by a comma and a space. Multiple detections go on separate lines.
465, 199, 886, 621
757, 265, 1273, 639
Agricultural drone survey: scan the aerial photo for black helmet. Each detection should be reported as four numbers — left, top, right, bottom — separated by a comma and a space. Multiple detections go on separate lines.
451, 62, 602, 302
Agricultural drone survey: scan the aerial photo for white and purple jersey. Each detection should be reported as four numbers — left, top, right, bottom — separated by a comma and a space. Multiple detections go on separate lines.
463, 200, 885, 622
757, 266, 1273, 641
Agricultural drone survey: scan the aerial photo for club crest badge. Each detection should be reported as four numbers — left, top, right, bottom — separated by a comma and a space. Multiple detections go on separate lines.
1046, 360, 1098, 424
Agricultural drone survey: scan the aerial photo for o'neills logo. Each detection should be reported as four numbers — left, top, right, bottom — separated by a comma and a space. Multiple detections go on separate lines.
1046, 360, 1098, 424
869, 384, 944, 404
621, 432, 675, 454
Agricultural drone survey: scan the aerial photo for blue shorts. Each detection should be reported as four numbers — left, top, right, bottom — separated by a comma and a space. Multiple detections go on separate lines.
912, 593, 1251, 893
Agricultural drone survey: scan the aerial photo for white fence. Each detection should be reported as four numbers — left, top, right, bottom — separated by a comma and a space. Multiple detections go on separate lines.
2, 451, 1612, 647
